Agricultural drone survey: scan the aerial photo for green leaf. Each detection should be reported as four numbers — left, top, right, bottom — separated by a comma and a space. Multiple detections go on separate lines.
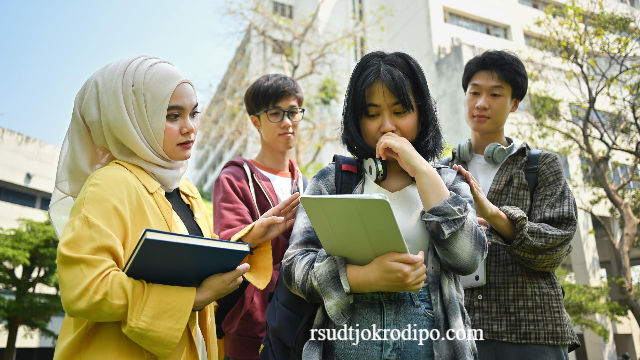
0, 220, 62, 344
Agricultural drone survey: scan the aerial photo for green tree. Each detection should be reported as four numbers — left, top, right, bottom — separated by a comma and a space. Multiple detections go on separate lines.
223, 0, 387, 176
556, 268, 628, 341
519, 0, 640, 330
0, 219, 62, 360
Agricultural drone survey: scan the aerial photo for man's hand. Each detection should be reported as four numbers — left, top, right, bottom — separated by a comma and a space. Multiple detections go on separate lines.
242, 192, 301, 249
453, 165, 497, 220
454, 164, 515, 243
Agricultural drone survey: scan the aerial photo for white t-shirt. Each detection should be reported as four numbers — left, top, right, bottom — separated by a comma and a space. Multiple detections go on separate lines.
467, 146, 518, 195
250, 160, 292, 203
363, 171, 430, 257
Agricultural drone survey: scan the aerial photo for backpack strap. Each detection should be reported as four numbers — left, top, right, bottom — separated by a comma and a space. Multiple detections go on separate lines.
292, 168, 307, 195
296, 168, 306, 195
524, 150, 542, 205
333, 155, 363, 194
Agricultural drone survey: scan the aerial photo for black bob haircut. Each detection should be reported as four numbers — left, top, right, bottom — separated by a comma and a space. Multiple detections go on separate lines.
244, 74, 304, 116
462, 50, 528, 101
341, 51, 444, 162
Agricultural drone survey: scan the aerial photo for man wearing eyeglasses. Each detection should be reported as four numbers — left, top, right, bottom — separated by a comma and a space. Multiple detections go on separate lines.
212, 74, 308, 360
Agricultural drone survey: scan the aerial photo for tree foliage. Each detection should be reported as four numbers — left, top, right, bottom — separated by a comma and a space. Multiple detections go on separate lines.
0, 219, 62, 360
556, 268, 628, 342
225, 0, 388, 175
518, 0, 640, 333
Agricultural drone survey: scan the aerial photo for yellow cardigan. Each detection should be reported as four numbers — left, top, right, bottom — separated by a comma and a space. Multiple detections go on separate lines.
54, 160, 272, 360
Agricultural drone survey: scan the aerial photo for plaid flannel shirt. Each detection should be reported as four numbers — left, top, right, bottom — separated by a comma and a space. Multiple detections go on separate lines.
453, 143, 580, 351
282, 163, 487, 360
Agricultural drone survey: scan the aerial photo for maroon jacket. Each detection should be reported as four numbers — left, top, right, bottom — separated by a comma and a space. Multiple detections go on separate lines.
213, 157, 305, 360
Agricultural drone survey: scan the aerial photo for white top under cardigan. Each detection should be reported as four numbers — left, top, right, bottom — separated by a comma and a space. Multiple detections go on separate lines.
362, 170, 430, 258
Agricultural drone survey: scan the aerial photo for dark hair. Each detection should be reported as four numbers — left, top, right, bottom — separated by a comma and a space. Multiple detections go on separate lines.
244, 74, 304, 116
461, 50, 528, 101
341, 51, 443, 162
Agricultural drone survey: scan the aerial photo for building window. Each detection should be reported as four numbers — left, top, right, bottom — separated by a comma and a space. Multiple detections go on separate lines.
353, 35, 366, 61
524, 33, 542, 47
570, 104, 622, 135
612, 0, 639, 6
518, 0, 553, 10
0, 187, 36, 208
581, 158, 640, 189
353, 36, 358, 61
352, 0, 363, 21
629, 0, 639, 9
40, 197, 51, 211
444, 12, 509, 39
273, 1, 293, 19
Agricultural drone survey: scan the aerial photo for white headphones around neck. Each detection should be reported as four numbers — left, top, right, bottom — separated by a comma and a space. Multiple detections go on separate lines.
363, 158, 387, 182
455, 137, 515, 164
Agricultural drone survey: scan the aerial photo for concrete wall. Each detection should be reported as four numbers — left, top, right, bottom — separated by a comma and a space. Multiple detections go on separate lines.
0, 128, 59, 195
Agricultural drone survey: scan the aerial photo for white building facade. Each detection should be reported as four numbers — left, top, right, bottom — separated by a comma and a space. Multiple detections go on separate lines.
194, 1, 640, 359
0, 127, 63, 359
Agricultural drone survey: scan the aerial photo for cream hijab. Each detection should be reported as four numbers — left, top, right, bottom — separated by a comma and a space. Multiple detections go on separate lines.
49, 56, 193, 237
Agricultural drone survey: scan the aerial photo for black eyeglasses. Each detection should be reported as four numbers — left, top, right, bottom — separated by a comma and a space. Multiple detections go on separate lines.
254, 107, 305, 123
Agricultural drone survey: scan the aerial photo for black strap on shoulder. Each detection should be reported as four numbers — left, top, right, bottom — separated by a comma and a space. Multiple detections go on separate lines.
524, 149, 542, 204
333, 155, 362, 194
294, 174, 308, 195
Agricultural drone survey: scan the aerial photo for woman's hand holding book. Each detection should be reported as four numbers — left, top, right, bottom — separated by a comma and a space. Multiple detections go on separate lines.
347, 251, 426, 293
193, 263, 250, 310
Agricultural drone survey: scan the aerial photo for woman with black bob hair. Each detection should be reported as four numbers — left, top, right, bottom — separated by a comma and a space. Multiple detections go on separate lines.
341, 51, 443, 163
281, 51, 486, 360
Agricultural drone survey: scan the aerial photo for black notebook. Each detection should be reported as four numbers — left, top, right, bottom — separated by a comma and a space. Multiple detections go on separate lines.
124, 229, 250, 287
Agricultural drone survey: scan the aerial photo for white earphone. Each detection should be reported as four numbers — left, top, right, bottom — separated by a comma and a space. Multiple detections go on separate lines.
363, 158, 387, 182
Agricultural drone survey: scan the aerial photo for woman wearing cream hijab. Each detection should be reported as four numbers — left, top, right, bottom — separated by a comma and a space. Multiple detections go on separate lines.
50, 56, 299, 360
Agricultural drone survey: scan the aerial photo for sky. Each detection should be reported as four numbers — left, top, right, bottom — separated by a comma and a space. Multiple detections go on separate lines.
0, 0, 245, 147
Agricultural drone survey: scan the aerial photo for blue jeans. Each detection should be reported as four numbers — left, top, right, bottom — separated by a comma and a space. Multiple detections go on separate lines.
333, 285, 435, 360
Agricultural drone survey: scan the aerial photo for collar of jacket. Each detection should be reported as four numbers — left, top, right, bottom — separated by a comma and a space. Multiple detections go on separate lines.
112, 160, 198, 199
224, 156, 303, 198
226, 157, 301, 180
514, 141, 531, 156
